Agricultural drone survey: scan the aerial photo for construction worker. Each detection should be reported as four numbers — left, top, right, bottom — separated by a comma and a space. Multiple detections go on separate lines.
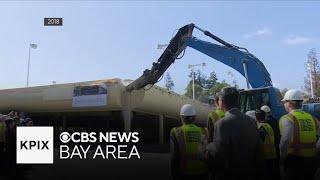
261, 105, 282, 167
207, 93, 225, 142
245, 110, 258, 128
255, 107, 279, 180
170, 104, 209, 180
279, 89, 320, 180
260, 105, 271, 119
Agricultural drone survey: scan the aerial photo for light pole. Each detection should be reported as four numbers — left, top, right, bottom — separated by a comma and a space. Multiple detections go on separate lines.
27, 43, 37, 87
307, 63, 314, 98
188, 63, 206, 100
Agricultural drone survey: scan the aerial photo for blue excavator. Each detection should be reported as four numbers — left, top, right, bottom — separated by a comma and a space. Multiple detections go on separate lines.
303, 97, 320, 119
126, 23, 286, 121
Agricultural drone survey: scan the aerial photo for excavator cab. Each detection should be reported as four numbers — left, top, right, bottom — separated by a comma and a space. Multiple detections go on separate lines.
239, 86, 285, 120
239, 88, 270, 113
240, 86, 283, 155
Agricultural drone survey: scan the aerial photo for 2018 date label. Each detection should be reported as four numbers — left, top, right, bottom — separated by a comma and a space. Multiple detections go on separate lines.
44, 18, 63, 26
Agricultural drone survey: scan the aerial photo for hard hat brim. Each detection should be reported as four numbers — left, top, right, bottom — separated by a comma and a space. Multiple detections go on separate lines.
281, 99, 303, 102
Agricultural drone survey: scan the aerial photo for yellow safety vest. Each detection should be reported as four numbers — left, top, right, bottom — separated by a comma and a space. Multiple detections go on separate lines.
172, 124, 208, 175
207, 109, 225, 142
215, 109, 225, 119
208, 109, 225, 124
258, 123, 276, 159
279, 110, 317, 157
208, 112, 219, 125
0, 122, 6, 142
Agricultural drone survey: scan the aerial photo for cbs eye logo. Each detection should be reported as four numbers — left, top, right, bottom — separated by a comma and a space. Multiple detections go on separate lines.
60, 132, 71, 143
59, 132, 97, 143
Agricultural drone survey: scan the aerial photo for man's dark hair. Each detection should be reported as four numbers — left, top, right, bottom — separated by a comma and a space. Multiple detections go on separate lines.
220, 87, 239, 109
288, 100, 303, 109
255, 109, 265, 122
182, 116, 196, 124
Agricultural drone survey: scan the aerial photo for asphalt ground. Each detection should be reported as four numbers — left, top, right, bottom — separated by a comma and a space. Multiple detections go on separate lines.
1, 148, 320, 180
3, 149, 172, 180
30, 151, 172, 180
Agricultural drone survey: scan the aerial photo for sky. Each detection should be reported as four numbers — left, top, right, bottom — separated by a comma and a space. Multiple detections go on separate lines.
0, 1, 319, 94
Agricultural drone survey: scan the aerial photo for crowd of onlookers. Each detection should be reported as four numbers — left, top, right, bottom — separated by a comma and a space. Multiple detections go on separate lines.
0, 111, 33, 179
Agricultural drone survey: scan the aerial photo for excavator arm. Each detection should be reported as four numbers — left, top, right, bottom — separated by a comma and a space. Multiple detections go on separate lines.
126, 23, 273, 92
126, 24, 194, 92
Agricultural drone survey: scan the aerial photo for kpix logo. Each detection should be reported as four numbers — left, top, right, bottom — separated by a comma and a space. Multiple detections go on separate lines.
20, 140, 49, 150
16, 127, 54, 164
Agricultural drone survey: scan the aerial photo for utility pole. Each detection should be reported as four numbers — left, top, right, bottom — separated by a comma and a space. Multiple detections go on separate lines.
308, 63, 314, 97
188, 63, 206, 100
27, 43, 37, 87
192, 68, 195, 100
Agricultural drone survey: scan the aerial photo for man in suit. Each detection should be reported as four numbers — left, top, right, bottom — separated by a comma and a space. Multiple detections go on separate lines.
201, 87, 265, 180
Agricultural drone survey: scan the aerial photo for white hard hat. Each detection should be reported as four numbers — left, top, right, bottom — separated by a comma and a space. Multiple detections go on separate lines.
260, 105, 271, 113
282, 89, 303, 101
180, 104, 196, 116
246, 110, 256, 119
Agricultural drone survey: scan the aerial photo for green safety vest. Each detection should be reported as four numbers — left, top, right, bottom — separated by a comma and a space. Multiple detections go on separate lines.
215, 109, 225, 119
172, 124, 208, 175
208, 109, 225, 124
279, 110, 317, 157
258, 123, 276, 159
207, 109, 225, 143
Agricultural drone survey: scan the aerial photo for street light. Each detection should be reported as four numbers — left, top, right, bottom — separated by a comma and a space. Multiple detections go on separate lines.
307, 63, 314, 98
188, 63, 206, 100
27, 43, 37, 87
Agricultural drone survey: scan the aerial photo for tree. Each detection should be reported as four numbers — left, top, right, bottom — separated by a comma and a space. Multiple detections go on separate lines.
184, 69, 230, 103
164, 72, 174, 91
185, 70, 206, 99
207, 80, 230, 95
205, 72, 218, 89
184, 83, 203, 100
187, 70, 208, 88
304, 48, 320, 97
227, 71, 239, 88
198, 81, 230, 103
